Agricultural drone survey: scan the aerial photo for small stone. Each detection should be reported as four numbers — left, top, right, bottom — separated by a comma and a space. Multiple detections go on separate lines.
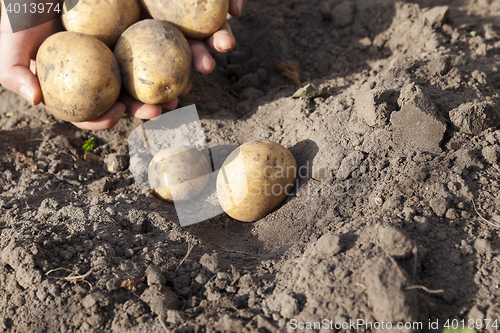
482, 145, 500, 164
199, 252, 229, 274
81, 292, 105, 308
205, 285, 221, 302
421, 6, 449, 28
89, 177, 112, 193
11, 294, 25, 307
313, 233, 343, 257
106, 278, 121, 291
146, 265, 166, 286
337, 151, 365, 180
427, 55, 450, 76
474, 238, 491, 255
195, 274, 209, 285
215, 277, 229, 290
382, 194, 404, 210
354, 83, 395, 127
450, 101, 500, 135
331, 1, 356, 28
238, 274, 257, 287
409, 168, 428, 182
429, 197, 449, 217
48, 284, 61, 297
124, 248, 134, 259
166, 310, 183, 324
140, 285, 180, 317
124, 300, 147, 318
280, 294, 300, 318
36, 289, 48, 302
104, 154, 128, 173
391, 84, 446, 153
377, 226, 415, 258
312, 145, 344, 183
445, 208, 459, 219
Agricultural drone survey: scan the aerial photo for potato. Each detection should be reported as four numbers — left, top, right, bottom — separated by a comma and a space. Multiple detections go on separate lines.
62, 0, 140, 48
141, 0, 229, 39
36, 32, 121, 122
217, 140, 297, 222
148, 146, 210, 203
114, 20, 191, 105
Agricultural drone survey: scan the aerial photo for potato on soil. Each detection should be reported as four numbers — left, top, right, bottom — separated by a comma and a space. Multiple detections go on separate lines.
141, 0, 229, 39
36, 31, 121, 122
217, 140, 297, 222
114, 20, 192, 105
62, 0, 140, 48
148, 146, 210, 203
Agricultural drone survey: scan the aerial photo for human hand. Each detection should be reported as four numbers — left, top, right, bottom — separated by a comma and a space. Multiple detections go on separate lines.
189, 0, 244, 75
0, 3, 62, 106
0, 0, 245, 130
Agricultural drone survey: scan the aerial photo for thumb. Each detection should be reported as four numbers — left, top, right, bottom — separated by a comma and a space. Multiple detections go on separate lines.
0, 13, 43, 105
0, 65, 42, 105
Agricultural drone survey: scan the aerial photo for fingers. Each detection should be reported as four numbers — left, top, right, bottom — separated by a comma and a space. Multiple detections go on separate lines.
0, 65, 42, 105
0, 9, 62, 105
159, 98, 179, 110
206, 21, 235, 53
71, 102, 126, 130
229, 0, 245, 17
0, 32, 42, 105
189, 39, 216, 74
118, 92, 163, 119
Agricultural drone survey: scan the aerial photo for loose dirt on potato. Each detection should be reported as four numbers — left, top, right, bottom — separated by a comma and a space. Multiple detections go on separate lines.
1, 0, 500, 332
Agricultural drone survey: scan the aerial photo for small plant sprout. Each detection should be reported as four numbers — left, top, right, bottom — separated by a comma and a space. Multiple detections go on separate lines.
82, 137, 97, 152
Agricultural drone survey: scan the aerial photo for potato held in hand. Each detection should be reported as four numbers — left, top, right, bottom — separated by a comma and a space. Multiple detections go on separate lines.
149, 146, 210, 203
62, 0, 140, 48
114, 20, 191, 105
217, 140, 297, 222
36, 32, 121, 122
141, 0, 228, 39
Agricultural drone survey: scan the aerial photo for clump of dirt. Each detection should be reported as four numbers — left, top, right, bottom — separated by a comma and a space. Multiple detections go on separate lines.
1, 0, 500, 332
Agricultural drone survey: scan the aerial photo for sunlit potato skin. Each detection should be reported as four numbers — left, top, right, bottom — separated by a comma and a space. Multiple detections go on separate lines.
140, 0, 229, 39
148, 146, 210, 203
114, 20, 192, 105
217, 140, 297, 222
62, 0, 141, 48
36, 32, 121, 122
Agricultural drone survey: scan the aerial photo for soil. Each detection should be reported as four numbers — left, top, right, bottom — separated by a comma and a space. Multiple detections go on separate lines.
1, 0, 500, 332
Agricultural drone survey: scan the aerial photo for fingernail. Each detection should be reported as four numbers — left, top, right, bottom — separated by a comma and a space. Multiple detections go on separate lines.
219, 39, 235, 53
20, 85, 34, 105
197, 55, 215, 73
